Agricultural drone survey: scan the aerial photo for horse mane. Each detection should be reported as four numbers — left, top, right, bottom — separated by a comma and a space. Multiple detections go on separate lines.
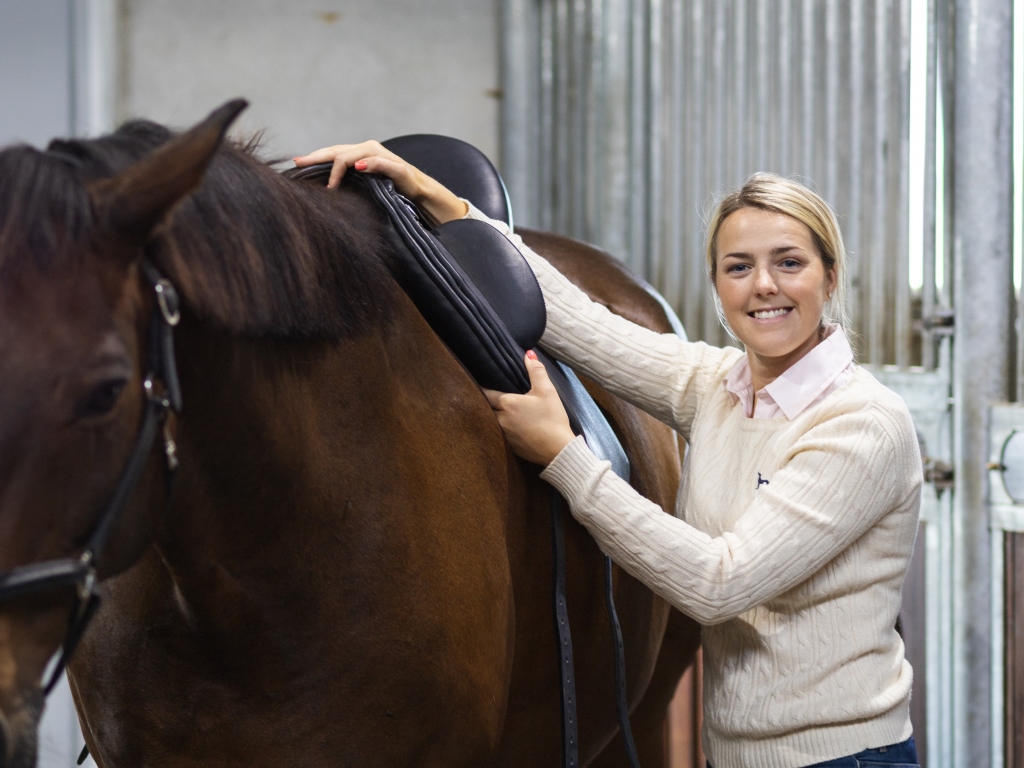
0, 120, 398, 339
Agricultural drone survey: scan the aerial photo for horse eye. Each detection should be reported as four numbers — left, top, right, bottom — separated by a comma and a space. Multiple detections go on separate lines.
77, 378, 128, 419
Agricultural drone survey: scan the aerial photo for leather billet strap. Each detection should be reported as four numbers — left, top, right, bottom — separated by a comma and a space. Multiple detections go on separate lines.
542, 353, 640, 768
0, 261, 182, 695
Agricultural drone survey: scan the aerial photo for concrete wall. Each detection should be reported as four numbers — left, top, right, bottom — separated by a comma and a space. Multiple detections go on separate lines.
120, 0, 501, 165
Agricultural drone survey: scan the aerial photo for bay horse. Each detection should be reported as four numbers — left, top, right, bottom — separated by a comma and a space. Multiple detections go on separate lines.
0, 101, 699, 768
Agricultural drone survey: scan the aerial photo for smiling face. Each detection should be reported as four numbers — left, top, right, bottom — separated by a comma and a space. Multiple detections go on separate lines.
713, 207, 837, 389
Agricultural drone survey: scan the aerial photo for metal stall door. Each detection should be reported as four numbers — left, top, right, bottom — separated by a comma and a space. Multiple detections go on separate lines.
502, 0, 954, 765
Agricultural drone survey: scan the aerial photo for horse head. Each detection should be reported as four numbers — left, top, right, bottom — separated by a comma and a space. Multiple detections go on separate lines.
0, 100, 246, 768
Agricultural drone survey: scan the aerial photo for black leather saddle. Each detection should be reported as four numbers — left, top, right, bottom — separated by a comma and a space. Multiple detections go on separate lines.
285, 136, 627, 476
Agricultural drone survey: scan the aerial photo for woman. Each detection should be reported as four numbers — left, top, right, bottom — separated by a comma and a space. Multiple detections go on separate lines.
294, 143, 923, 768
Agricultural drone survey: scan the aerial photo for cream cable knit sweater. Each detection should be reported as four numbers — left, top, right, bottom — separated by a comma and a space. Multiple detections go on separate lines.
465, 207, 923, 768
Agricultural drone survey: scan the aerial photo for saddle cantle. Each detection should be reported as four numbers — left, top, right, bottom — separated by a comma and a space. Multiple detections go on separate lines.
381, 134, 512, 228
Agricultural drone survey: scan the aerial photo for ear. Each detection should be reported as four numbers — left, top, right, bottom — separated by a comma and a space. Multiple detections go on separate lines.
88, 99, 248, 245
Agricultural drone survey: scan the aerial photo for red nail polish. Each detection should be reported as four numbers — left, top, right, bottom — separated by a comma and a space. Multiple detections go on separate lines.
526, 350, 538, 360
354, 159, 368, 171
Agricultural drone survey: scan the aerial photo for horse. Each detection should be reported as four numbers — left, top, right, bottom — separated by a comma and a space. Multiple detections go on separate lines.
0, 101, 700, 768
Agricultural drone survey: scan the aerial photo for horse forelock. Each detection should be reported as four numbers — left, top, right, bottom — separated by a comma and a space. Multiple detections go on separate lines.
0, 120, 398, 340
0, 146, 94, 275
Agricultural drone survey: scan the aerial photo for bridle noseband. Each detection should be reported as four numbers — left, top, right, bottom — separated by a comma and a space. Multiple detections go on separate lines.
0, 261, 182, 694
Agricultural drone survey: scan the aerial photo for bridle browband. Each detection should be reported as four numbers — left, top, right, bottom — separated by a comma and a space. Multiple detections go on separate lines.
0, 261, 182, 694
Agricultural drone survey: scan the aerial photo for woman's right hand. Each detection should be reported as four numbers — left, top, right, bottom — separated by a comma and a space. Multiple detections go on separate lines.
293, 141, 468, 225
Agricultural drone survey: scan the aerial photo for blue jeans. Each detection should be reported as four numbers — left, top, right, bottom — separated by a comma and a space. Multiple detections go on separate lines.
708, 736, 919, 768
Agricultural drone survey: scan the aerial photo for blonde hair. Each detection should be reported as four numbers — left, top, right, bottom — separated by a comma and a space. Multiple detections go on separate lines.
705, 173, 850, 338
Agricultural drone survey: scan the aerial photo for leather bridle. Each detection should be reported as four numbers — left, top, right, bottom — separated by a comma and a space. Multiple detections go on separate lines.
0, 261, 182, 694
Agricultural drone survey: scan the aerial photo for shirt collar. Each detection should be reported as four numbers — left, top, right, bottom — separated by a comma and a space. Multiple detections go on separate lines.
723, 325, 854, 420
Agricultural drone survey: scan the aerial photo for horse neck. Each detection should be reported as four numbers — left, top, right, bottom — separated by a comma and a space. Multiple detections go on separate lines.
146, 176, 510, 626
154, 289, 490, 615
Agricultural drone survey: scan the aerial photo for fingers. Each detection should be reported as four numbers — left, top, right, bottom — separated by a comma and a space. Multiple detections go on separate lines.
523, 349, 553, 393
292, 141, 401, 190
482, 387, 504, 409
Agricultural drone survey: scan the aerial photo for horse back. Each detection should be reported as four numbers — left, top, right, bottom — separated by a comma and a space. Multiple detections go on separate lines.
518, 229, 676, 335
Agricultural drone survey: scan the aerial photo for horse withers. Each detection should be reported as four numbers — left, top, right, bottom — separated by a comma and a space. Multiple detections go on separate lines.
0, 101, 699, 767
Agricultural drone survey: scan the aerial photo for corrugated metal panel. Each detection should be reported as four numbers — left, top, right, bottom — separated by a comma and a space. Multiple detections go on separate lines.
502, 0, 929, 368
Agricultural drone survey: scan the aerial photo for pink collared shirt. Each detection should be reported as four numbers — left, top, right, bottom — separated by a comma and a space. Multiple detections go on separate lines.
723, 324, 856, 420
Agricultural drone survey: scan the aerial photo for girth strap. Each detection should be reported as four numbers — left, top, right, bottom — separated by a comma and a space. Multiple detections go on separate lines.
543, 354, 640, 768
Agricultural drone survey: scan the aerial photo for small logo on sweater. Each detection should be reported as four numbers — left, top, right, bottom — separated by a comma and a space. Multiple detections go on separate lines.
756, 473, 770, 490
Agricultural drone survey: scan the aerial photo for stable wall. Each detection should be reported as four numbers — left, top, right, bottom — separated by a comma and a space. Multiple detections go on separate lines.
120, 0, 501, 164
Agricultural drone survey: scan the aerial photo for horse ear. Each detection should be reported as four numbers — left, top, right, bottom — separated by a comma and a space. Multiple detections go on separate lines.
89, 99, 248, 246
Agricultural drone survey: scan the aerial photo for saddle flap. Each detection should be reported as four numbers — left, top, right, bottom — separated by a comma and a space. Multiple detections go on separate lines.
433, 219, 545, 352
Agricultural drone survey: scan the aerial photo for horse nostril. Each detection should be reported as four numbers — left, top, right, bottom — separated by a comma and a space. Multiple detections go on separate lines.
0, 714, 9, 764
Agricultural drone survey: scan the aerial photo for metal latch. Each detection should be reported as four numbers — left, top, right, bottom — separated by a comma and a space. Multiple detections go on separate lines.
918, 307, 955, 336
923, 456, 954, 495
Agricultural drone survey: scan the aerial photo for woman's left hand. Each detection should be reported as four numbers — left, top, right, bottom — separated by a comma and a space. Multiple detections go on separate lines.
293, 140, 468, 225
483, 351, 576, 466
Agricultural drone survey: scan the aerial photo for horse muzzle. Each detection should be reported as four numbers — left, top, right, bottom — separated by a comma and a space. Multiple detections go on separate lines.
0, 696, 42, 768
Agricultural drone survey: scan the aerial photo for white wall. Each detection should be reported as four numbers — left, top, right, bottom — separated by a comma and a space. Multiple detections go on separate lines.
120, 0, 501, 164
0, 0, 72, 147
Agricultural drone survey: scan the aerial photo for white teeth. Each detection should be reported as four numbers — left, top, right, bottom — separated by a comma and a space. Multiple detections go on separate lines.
751, 308, 790, 319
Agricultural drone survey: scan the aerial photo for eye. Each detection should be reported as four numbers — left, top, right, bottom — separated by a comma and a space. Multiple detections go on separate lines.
76, 378, 129, 419
725, 263, 750, 275
779, 258, 802, 269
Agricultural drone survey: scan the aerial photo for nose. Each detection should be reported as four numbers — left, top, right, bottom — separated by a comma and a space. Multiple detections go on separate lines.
753, 265, 778, 296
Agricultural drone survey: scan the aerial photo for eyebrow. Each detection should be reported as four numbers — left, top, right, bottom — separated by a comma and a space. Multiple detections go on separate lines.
721, 245, 803, 259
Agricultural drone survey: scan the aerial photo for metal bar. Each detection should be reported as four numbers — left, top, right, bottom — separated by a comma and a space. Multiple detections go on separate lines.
801, 0, 815, 180
569, 0, 587, 241
894, 0, 911, 368
992, 526, 1006, 768
553, 0, 571, 234
500, 0, 539, 228
921, 0, 938, 370
940, 0, 954, 307
538, 0, 555, 233
950, 1, 1014, 765
823, 0, 839, 207
686, 0, 706, 340
601, 0, 630, 261
703, 0, 727, 343
847, 0, 864, 346
755, 0, 769, 173
585, 0, 603, 246
70, 0, 118, 138
648, 0, 664, 287
627, 0, 647, 276
869, 0, 888, 365
665, 0, 685, 314
777, 0, 792, 174
733, 0, 747, 186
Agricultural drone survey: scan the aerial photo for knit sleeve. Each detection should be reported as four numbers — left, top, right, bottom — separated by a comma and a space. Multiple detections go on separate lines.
462, 202, 738, 439
540, 406, 923, 625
